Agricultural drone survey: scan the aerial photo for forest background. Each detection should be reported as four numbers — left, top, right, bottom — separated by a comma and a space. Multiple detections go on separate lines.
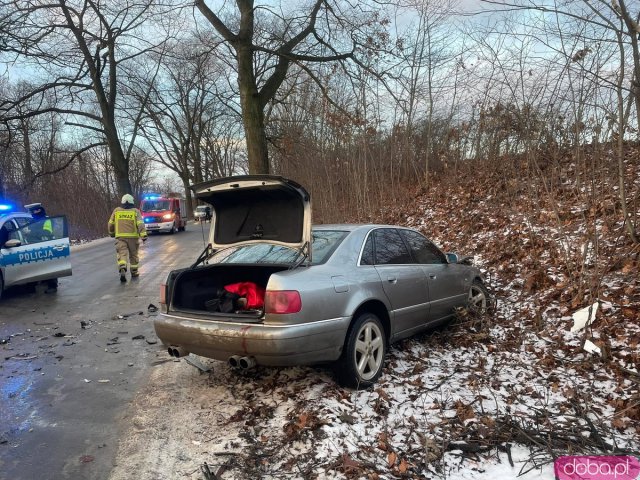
2, 3, 639, 475
0, 0, 638, 248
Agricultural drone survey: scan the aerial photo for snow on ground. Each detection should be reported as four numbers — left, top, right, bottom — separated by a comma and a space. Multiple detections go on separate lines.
108, 295, 637, 479
110, 150, 639, 479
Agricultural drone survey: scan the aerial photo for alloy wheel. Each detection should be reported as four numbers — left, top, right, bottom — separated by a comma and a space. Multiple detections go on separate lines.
468, 283, 488, 313
354, 321, 384, 381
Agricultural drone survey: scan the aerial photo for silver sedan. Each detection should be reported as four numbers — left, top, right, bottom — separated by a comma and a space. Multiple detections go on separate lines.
154, 176, 490, 388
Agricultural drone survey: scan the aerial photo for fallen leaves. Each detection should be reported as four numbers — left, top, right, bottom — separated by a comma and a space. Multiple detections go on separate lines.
454, 400, 475, 422
283, 410, 325, 440
339, 453, 363, 474
184, 146, 640, 480
386, 450, 397, 467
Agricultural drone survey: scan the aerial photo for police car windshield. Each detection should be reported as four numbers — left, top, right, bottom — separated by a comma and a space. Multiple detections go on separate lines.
141, 200, 170, 212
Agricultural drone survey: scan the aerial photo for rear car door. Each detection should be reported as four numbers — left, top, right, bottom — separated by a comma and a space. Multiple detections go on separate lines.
399, 229, 467, 321
2, 216, 72, 287
368, 228, 430, 337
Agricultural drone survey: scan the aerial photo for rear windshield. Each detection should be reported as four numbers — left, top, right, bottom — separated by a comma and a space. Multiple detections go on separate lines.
196, 206, 208, 212
210, 230, 348, 265
141, 200, 170, 212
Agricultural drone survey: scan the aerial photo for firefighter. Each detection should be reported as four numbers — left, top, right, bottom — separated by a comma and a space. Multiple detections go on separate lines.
108, 194, 147, 282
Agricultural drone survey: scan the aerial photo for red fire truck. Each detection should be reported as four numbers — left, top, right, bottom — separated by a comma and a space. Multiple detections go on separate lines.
139, 195, 188, 234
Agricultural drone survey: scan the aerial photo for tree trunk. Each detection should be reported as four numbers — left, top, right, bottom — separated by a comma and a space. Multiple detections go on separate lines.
21, 119, 34, 183
103, 120, 131, 196
618, 0, 640, 131
237, 45, 270, 174
615, 30, 639, 244
181, 175, 194, 218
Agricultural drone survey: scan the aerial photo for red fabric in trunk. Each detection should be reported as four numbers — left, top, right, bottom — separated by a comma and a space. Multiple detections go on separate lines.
224, 282, 266, 309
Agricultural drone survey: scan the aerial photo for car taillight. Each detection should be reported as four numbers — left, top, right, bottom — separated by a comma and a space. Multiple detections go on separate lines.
265, 290, 301, 314
159, 283, 167, 306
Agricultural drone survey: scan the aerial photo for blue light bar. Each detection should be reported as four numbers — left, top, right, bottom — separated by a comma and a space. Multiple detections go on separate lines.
143, 195, 160, 200
0, 203, 13, 212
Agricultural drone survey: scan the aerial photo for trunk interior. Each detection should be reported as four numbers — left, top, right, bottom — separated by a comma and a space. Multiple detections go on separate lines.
170, 264, 288, 315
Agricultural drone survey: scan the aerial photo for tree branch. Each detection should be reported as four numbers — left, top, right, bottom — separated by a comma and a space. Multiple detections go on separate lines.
194, 0, 238, 43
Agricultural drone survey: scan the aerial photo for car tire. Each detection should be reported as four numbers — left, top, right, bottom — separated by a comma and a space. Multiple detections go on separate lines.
169, 222, 175, 234
0, 273, 4, 300
335, 312, 386, 389
468, 279, 490, 314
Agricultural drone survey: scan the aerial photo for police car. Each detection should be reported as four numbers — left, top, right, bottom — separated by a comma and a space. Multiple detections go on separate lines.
0, 203, 72, 299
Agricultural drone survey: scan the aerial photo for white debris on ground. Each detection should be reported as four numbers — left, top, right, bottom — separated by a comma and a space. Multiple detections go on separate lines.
571, 303, 599, 333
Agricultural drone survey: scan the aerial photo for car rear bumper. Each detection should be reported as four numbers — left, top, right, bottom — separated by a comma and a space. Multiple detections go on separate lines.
154, 313, 351, 366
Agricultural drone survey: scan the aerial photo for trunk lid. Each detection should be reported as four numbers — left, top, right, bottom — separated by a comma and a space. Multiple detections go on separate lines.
191, 175, 311, 255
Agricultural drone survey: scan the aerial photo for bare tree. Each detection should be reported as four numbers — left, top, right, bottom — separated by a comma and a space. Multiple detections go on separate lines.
193, 0, 391, 174
480, 0, 639, 135
0, 84, 88, 191
0, 0, 179, 195
390, 0, 459, 186
134, 36, 241, 211
479, 0, 638, 243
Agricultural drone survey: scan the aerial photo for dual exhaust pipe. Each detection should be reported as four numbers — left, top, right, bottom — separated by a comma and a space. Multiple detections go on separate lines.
168, 346, 188, 358
167, 347, 256, 370
228, 355, 256, 370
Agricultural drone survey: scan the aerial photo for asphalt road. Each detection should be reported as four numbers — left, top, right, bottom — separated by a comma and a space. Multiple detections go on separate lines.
0, 222, 211, 480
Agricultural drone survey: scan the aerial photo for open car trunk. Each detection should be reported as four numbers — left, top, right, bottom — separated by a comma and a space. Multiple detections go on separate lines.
192, 175, 311, 256
170, 264, 289, 318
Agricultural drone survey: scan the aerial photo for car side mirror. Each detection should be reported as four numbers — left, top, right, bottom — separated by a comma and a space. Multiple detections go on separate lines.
446, 253, 458, 264
4, 239, 22, 248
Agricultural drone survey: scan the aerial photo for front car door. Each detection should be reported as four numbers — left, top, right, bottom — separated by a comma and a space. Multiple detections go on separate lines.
399, 229, 468, 322
367, 228, 431, 338
1, 215, 72, 288
1, 217, 21, 287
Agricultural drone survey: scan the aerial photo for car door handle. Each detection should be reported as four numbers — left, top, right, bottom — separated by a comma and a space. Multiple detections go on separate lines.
52, 245, 65, 251
429, 274, 437, 279
387, 276, 397, 284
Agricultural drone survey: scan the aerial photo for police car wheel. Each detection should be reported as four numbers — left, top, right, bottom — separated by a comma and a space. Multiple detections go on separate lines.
0, 274, 4, 300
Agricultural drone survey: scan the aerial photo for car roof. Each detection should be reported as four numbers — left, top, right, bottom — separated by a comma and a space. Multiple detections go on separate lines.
312, 224, 410, 232
0, 212, 31, 222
